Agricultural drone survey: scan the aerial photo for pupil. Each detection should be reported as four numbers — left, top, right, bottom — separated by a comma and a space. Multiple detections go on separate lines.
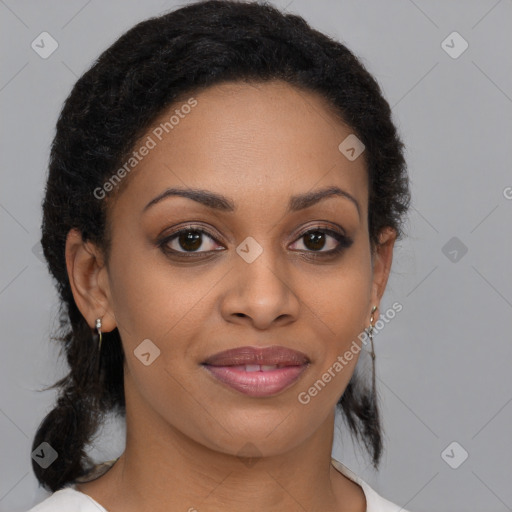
179, 230, 202, 251
305, 232, 325, 251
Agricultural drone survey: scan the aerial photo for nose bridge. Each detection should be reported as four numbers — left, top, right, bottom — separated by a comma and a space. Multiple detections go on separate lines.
235, 233, 288, 298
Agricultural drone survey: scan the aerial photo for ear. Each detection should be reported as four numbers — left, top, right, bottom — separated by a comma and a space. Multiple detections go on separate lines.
369, 226, 397, 322
65, 228, 117, 332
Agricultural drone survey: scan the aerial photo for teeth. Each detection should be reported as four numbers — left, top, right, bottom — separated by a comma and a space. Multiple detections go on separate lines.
239, 364, 280, 372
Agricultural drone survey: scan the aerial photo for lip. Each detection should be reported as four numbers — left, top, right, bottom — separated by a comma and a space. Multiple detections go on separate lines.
201, 345, 310, 397
202, 345, 309, 366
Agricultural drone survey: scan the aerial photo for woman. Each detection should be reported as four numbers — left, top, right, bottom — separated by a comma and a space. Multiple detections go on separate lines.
28, 0, 411, 510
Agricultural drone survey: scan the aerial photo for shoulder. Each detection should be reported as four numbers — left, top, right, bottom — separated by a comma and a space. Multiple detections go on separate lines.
331, 457, 412, 512
26, 486, 108, 512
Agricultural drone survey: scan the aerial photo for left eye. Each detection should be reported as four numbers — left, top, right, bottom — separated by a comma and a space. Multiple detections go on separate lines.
289, 229, 347, 253
159, 226, 351, 256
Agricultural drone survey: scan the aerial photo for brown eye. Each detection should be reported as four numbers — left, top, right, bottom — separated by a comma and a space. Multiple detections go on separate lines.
176, 230, 203, 252
290, 228, 352, 255
159, 227, 222, 255
303, 231, 328, 251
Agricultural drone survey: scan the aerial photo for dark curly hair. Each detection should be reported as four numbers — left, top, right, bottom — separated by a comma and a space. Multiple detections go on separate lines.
32, 0, 410, 492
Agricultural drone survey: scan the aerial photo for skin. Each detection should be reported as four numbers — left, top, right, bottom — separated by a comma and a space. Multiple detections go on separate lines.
66, 80, 396, 512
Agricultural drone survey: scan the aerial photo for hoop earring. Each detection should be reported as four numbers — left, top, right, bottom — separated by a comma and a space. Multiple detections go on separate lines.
95, 318, 103, 353
368, 305, 377, 360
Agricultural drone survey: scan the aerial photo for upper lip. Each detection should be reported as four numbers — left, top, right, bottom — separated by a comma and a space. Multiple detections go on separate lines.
202, 345, 310, 367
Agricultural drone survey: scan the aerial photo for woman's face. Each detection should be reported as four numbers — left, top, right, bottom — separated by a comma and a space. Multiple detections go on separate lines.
94, 80, 394, 457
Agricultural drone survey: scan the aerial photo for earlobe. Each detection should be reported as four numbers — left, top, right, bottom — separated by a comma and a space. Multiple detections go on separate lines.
369, 227, 397, 319
65, 228, 116, 332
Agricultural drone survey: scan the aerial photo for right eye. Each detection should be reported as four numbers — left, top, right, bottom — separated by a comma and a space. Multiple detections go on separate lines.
158, 226, 224, 257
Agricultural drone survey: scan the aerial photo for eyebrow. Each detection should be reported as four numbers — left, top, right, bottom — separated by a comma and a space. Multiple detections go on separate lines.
143, 185, 360, 217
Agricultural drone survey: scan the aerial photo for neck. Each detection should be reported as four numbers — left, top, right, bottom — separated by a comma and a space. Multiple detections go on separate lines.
77, 375, 365, 512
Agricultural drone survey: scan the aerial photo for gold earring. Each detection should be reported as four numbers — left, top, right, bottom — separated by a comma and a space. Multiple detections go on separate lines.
95, 318, 103, 352
368, 306, 378, 360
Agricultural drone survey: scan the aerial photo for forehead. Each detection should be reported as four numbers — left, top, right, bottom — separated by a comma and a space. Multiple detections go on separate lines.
108, 80, 368, 220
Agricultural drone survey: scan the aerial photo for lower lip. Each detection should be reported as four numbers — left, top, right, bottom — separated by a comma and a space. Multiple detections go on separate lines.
203, 364, 308, 397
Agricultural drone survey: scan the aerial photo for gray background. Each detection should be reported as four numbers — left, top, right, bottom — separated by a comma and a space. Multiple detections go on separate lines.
1, 0, 511, 511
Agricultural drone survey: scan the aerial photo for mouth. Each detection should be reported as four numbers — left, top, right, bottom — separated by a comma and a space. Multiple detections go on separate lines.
201, 345, 310, 397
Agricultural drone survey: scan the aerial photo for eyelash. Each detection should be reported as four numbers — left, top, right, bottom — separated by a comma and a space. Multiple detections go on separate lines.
157, 224, 353, 260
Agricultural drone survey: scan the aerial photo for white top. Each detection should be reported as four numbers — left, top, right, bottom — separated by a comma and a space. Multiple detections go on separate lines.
27, 457, 410, 512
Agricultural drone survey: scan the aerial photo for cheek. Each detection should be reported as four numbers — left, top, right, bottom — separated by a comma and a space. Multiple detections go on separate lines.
303, 246, 373, 394
105, 236, 172, 349
314, 249, 372, 339
106, 240, 215, 357
108, 226, 373, 348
